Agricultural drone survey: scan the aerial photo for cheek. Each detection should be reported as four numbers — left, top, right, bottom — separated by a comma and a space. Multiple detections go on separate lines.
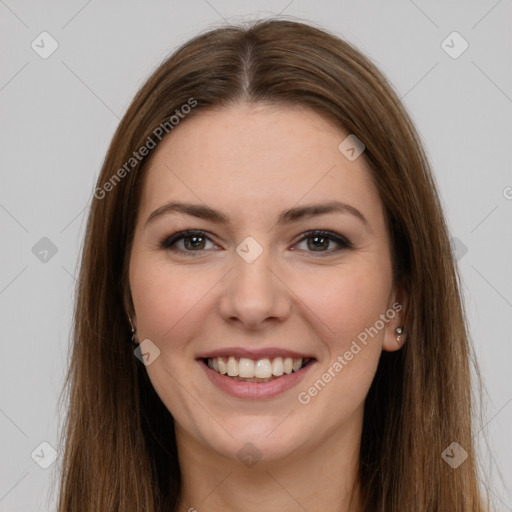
297, 262, 391, 341
292, 264, 390, 415
288, 258, 393, 405
129, 254, 219, 348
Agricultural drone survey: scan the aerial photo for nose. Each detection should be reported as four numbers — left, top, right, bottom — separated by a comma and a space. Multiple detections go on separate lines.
218, 247, 291, 332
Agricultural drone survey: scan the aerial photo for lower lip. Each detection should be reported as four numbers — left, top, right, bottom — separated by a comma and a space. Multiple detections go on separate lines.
198, 359, 315, 400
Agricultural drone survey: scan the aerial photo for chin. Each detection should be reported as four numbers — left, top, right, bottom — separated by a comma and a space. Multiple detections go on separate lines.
193, 412, 315, 465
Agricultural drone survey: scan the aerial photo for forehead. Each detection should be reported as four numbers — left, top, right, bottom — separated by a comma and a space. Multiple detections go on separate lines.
138, 103, 384, 229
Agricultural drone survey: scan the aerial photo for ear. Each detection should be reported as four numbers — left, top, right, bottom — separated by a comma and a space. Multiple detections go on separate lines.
382, 285, 408, 352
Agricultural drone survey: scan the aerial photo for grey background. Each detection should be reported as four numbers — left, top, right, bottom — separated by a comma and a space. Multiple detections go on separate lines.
1, 0, 511, 510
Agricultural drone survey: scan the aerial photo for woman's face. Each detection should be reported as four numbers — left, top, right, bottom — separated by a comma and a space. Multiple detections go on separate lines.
129, 103, 405, 463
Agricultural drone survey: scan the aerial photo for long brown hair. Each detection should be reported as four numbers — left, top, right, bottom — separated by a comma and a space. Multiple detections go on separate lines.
57, 18, 489, 511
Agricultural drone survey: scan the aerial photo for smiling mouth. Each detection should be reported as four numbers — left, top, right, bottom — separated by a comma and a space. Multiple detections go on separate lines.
202, 356, 313, 383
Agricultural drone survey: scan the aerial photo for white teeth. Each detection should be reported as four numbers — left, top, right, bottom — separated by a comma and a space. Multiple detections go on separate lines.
227, 356, 238, 376
217, 357, 227, 374
292, 358, 302, 372
238, 358, 254, 378
272, 357, 284, 376
254, 358, 272, 378
207, 356, 306, 379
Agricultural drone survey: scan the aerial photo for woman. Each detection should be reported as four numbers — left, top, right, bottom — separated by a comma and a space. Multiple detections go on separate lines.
57, 19, 489, 511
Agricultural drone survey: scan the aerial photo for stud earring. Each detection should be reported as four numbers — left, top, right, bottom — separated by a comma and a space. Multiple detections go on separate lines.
395, 326, 404, 344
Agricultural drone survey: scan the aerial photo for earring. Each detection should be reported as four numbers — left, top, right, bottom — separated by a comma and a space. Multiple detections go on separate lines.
395, 326, 404, 344
128, 316, 138, 345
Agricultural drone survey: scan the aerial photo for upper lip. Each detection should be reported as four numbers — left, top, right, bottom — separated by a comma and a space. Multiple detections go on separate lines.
197, 347, 315, 360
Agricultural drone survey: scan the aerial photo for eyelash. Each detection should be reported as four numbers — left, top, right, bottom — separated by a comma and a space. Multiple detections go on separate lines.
159, 229, 352, 257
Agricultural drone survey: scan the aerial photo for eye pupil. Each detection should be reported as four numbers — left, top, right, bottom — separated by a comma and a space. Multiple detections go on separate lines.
184, 235, 205, 250
308, 236, 329, 251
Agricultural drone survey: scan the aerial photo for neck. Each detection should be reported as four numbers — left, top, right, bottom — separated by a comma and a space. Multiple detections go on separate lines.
175, 410, 364, 512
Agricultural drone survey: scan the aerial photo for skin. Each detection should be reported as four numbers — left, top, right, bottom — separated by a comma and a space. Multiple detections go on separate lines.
128, 103, 406, 512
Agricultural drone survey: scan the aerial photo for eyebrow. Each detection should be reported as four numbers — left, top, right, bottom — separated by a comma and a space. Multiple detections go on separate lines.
145, 200, 371, 231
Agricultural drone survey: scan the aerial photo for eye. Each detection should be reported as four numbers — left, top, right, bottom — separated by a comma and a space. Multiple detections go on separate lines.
160, 229, 352, 256
160, 230, 219, 254
292, 230, 352, 255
